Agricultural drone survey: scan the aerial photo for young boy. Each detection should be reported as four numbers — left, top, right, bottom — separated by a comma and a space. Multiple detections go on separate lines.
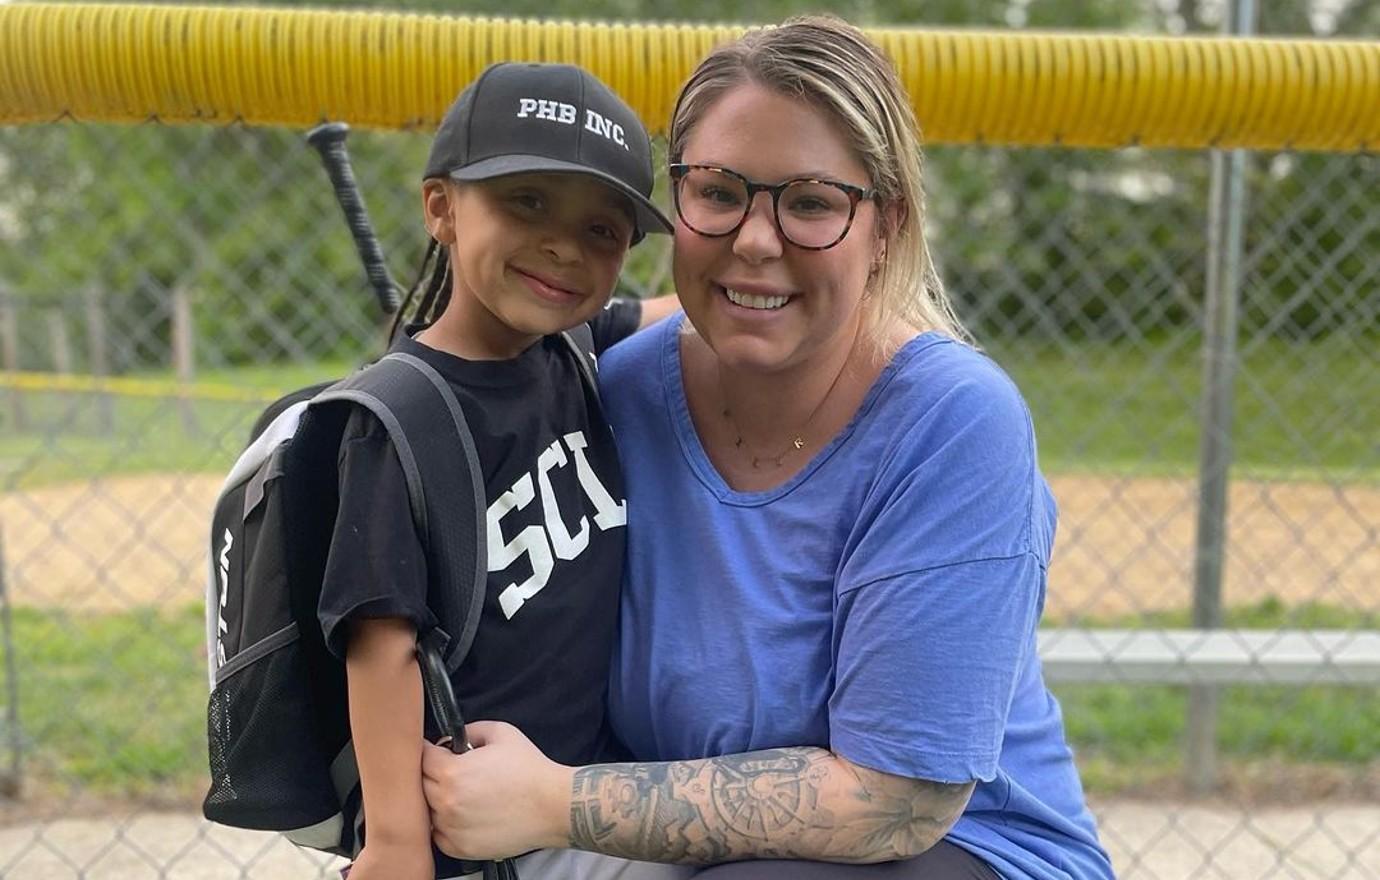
317, 62, 677, 879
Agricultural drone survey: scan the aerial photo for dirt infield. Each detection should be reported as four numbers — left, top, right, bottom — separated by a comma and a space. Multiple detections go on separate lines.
3, 473, 1378, 617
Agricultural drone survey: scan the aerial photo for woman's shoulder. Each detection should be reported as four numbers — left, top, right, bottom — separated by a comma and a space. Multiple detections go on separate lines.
850, 332, 1055, 563
875, 332, 1035, 442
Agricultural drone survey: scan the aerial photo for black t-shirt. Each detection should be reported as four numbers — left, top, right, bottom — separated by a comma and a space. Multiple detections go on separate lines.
318, 300, 639, 766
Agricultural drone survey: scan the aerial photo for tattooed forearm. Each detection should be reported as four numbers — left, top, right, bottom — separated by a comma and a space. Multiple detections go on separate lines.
568, 748, 973, 865
840, 759, 970, 860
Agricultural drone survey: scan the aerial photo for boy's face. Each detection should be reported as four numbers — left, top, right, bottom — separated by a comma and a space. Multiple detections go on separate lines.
424, 173, 636, 358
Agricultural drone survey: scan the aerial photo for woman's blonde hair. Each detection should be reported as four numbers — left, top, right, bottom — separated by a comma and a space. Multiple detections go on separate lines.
668, 15, 970, 349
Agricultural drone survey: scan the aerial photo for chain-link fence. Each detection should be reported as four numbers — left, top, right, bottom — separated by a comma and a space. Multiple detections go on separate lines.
2, 3, 1379, 879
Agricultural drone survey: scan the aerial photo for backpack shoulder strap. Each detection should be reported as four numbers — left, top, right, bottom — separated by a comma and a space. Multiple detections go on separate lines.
560, 323, 599, 398
311, 353, 486, 673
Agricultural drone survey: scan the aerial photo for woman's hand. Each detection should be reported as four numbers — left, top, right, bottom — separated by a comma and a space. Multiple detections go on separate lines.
421, 721, 574, 861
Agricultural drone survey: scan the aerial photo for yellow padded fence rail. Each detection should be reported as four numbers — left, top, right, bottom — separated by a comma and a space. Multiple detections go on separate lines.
0, 370, 283, 404
1, 3, 1377, 151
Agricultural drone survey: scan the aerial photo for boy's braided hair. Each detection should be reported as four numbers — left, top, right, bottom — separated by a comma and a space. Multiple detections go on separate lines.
389, 238, 452, 342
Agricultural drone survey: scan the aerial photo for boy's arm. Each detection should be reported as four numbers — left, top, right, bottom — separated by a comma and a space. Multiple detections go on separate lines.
636, 294, 680, 329
346, 617, 434, 879
589, 294, 680, 354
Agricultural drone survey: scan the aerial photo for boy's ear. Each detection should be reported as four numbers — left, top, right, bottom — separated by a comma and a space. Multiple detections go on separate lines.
422, 179, 456, 244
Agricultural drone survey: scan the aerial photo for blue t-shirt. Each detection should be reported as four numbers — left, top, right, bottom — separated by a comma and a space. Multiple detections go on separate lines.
601, 315, 1113, 880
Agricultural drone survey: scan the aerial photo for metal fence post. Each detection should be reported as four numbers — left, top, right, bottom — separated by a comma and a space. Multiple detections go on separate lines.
47, 308, 74, 374
0, 291, 25, 433
1188, 0, 1255, 795
83, 285, 115, 433
172, 284, 201, 436
0, 527, 20, 798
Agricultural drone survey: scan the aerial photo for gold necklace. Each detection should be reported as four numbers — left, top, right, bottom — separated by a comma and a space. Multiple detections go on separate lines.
718, 358, 850, 470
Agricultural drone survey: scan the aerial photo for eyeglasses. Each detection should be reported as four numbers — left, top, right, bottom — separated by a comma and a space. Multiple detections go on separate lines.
668, 163, 876, 251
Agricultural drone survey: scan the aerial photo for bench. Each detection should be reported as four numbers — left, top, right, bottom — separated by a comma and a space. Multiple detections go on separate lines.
1037, 629, 1380, 685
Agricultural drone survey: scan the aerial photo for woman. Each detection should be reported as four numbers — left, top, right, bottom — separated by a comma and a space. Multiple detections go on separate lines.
421, 17, 1115, 880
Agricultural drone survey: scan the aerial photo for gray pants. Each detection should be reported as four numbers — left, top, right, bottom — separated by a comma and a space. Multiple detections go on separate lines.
447, 850, 697, 879
446, 841, 994, 878
692, 842, 997, 879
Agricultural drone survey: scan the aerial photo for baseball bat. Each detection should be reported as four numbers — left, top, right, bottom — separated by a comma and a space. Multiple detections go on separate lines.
306, 122, 401, 315
416, 630, 522, 880
416, 628, 470, 754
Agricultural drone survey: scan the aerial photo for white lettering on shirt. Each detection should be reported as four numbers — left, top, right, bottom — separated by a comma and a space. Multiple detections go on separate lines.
536, 438, 590, 561
490, 431, 624, 619
490, 472, 556, 620
563, 430, 627, 530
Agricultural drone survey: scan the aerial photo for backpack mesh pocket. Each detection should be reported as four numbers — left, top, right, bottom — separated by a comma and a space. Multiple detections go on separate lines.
204, 627, 341, 832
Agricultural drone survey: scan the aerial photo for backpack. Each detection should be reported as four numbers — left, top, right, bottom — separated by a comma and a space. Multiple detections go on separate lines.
202, 326, 599, 868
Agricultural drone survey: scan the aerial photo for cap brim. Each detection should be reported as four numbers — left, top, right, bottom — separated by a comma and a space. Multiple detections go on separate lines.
448, 155, 674, 240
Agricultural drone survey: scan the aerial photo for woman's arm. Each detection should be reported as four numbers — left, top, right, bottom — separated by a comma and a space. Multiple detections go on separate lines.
421, 722, 972, 865
570, 746, 973, 865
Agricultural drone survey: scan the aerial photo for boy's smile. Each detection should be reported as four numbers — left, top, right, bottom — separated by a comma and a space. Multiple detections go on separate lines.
511, 265, 584, 305
422, 172, 636, 360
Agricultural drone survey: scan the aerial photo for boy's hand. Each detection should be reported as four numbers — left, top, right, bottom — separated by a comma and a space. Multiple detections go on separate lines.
346, 841, 433, 880
422, 721, 573, 860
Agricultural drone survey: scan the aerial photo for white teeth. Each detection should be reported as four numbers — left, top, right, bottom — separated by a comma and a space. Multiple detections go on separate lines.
725, 288, 790, 310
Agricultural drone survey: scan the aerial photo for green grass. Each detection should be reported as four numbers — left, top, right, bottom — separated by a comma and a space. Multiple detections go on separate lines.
1085, 595, 1380, 630
0, 605, 209, 801
991, 337, 1379, 480
5, 339, 1376, 490
1, 360, 356, 489
0, 598, 1373, 801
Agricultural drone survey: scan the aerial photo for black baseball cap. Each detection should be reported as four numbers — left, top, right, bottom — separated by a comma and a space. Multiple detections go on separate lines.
424, 62, 672, 242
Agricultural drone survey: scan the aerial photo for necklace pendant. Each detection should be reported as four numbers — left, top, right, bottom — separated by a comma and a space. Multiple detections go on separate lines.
792, 437, 805, 450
